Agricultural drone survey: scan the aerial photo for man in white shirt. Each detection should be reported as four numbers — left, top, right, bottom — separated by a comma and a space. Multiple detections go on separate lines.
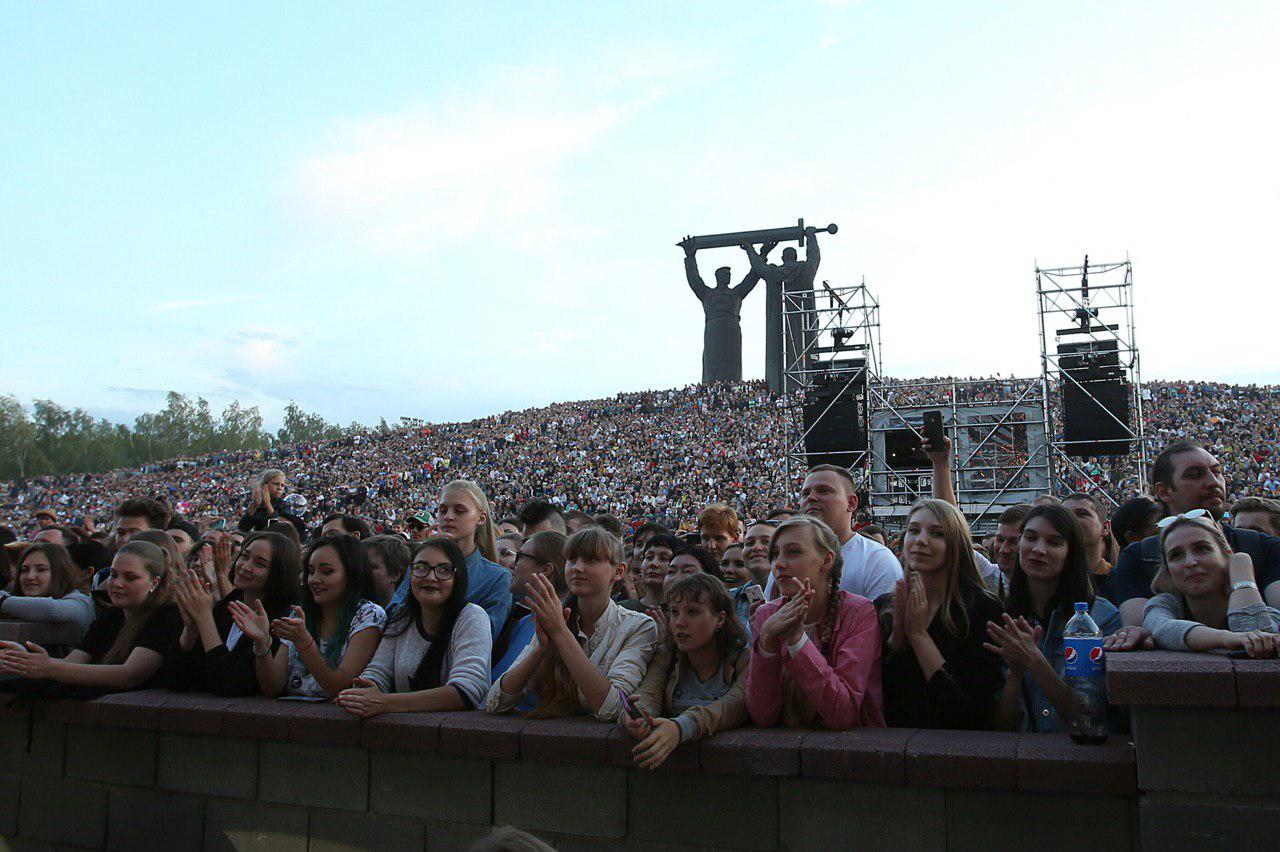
766, 464, 902, 602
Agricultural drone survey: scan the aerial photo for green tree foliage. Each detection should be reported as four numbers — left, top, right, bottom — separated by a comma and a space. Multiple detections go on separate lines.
0, 393, 335, 480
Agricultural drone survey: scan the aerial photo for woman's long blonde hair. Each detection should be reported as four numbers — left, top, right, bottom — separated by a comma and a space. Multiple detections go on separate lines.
528, 527, 623, 719
102, 540, 176, 665
442, 480, 498, 563
905, 498, 991, 638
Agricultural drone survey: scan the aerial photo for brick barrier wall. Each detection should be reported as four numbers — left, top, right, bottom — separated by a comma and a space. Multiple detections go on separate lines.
1107, 651, 1280, 850
0, 689, 1139, 851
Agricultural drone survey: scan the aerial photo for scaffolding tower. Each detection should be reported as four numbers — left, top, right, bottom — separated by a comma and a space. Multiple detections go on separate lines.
867, 377, 1051, 529
781, 279, 881, 492
1036, 256, 1147, 506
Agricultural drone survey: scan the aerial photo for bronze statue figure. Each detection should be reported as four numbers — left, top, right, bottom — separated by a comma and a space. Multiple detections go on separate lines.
681, 237, 760, 384
744, 227, 823, 393
678, 220, 834, 389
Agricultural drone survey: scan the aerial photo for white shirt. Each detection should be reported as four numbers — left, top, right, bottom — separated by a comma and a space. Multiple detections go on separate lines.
838, 532, 902, 601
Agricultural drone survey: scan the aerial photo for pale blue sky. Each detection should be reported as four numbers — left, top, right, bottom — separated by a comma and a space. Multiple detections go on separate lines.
2, 2, 1277, 427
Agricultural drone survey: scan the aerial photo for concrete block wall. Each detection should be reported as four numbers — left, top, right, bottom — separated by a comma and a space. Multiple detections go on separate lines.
1109, 650, 1280, 851
0, 692, 1139, 851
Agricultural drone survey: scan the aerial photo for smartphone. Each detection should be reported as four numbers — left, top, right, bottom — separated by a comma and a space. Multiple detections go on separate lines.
923, 410, 945, 448
742, 584, 766, 607
617, 688, 642, 720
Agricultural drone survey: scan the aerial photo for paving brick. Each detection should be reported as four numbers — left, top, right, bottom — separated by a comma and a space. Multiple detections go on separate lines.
800, 727, 912, 784
630, 769, 776, 850
1233, 659, 1280, 708
370, 749, 492, 824
946, 788, 1134, 852
1133, 707, 1280, 797
221, 696, 296, 740
309, 808, 427, 851
18, 775, 108, 848
40, 698, 101, 725
64, 723, 156, 787
779, 777, 945, 852
107, 786, 204, 851
361, 712, 443, 752
438, 712, 527, 759
0, 717, 65, 777
519, 715, 613, 765
156, 692, 233, 735
604, 725, 700, 772
904, 729, 1018, 789
699, 727, 804, 776
1016, 733, 1136, 795
1141, 793, 1280, 851
157, 731, 259, 799
0, 773, 19, 836
1106, 650, 1235, 707
95, 689, 170, 729
421, 820, 496, 852
204, 798, 309, 852
259, 740, 368, 811
494, 760, 626, 838
286, 700, 363, 746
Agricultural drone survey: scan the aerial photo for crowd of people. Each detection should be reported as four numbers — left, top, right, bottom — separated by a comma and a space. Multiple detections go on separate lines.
5, 378, 1280, 542
2, 408, 1278, 769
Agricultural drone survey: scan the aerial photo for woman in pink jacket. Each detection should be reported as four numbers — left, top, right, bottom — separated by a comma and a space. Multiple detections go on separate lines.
746, 515, 885, 729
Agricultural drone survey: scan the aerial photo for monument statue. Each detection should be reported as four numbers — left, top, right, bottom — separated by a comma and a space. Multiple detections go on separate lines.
744, 227, 823, 394
680, 236, 760, 384
678, 220, 835, 389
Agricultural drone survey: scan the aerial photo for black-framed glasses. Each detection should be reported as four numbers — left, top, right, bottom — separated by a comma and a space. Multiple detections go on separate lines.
410, 561, 456, 579
513, 552, 546, 567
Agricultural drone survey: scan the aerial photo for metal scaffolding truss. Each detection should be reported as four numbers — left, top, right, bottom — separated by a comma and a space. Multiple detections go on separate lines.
781, 279, 881, 492
1036, 256, 1147, 506
866, 377, 1051, 527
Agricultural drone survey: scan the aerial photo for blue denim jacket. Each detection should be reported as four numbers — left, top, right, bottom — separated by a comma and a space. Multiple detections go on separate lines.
1017, 597, 1124, 734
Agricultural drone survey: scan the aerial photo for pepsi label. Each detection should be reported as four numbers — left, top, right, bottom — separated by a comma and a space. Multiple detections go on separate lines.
1063, 638, 1104, 678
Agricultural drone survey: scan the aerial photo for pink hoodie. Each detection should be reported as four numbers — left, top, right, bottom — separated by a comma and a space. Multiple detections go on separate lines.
746, 590, 886, 729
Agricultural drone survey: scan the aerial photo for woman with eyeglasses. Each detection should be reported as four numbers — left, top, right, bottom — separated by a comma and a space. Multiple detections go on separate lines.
1136, 512, 1280, 657
336, 538, 492, 716
492, 532, 568, 682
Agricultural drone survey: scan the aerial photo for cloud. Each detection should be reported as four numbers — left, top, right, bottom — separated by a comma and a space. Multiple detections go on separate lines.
106, 386, 170, 401
294, 52, 708, 257
227, 327, 297, 372
148, 295, 259, 314
820, 35, 841, 49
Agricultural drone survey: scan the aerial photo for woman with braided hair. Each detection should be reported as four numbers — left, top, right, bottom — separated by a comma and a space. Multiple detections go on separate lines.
745, 515, 885, 729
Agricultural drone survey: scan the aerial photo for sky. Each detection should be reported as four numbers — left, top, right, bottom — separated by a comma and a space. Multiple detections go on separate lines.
2, 2, 1277, 429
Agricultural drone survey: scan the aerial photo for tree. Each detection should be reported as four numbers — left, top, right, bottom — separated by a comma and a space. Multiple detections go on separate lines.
0, 395, 41, 479
277, 401, 343, 445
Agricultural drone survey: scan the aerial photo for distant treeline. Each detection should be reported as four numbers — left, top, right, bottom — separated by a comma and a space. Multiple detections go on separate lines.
0, 392, 380, 480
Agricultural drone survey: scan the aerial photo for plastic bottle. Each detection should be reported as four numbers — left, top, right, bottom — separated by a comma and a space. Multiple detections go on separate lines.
1063, 601, 1109, 744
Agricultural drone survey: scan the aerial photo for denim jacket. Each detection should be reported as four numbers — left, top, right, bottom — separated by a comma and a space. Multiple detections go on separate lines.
1017, 597, 1123, 734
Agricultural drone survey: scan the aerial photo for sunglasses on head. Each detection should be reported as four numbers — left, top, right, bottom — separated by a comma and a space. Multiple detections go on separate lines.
1157, 508, 1209, 529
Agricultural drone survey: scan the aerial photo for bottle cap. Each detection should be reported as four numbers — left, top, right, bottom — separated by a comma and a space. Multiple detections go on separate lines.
1074, 602, 1088, 612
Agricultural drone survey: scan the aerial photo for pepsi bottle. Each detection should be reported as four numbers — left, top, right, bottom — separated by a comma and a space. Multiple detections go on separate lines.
1063, 601, 1108, 744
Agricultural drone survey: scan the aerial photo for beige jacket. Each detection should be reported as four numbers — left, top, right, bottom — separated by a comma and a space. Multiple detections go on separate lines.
630, 639, 749, 741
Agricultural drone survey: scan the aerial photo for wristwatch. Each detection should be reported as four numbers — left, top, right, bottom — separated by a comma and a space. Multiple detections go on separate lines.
1230, 580, 1259, 593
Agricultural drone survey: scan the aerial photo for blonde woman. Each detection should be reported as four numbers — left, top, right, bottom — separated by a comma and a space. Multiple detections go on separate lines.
486, 528, 659, 721
746, 515, 885, 729
1142, 512, 1280, 656
0, 540, 181, 694
882, 498, 1005, 729
388, 480, 513, 637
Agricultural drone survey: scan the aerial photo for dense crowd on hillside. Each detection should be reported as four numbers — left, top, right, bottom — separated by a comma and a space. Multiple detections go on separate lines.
3, 378, 1278, 537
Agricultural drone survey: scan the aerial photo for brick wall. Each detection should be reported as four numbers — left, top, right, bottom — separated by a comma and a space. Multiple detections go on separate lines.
0, 692, 1139, 851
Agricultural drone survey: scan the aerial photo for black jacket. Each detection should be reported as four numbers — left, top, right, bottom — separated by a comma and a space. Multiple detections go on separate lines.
160, 591, 292, 696
882, 587, 1005, 730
